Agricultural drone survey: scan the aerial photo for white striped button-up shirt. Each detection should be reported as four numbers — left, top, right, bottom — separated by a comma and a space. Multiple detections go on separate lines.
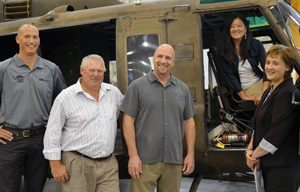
43, 78, 123, 160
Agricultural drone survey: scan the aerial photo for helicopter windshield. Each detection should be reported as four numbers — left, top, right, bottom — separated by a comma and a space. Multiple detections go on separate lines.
270, 1, 300, 56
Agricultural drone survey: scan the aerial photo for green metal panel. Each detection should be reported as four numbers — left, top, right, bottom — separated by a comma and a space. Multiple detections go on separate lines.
247, 16, 269, 28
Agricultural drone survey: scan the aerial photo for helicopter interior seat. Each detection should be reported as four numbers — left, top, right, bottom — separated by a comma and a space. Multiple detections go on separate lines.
207, 46, 257, 117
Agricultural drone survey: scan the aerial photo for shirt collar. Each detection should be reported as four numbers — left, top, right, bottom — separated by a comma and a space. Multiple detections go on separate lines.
13, 54, 43, 69
147, 72, 177, 86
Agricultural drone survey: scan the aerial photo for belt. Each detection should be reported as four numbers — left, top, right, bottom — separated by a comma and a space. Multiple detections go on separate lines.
3, 126, 46, 138
70, 151, 112, 161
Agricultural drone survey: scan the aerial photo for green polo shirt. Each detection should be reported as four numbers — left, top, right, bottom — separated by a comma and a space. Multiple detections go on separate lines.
120, 72, 196, 164
0, 54, 66, 129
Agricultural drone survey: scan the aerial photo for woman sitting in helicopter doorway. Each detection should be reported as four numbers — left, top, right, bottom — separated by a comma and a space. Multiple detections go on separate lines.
218, 12, 270, 106
245, 44, 300, 192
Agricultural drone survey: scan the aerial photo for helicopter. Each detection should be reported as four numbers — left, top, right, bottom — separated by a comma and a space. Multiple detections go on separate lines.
0, 0, 300, 191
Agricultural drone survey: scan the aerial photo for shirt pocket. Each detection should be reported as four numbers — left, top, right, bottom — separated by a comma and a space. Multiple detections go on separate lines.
170, 93, 186, 111
102, 103, 117, 120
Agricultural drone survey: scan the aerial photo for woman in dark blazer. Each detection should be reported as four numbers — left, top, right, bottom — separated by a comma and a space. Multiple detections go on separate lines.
218, 12, 270, 105
245, 44, 300, 192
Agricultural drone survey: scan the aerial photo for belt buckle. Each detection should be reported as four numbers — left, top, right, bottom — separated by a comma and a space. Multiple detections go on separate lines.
22, 130, 30, 137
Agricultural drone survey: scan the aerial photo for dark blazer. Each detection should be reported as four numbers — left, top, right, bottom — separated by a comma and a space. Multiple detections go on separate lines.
253, 78, 300, 166
218, 39, 267, 93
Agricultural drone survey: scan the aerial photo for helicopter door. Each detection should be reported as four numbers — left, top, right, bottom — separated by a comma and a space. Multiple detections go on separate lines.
165, 7, 202, 103
163, 9, 205, 152
116, 16, 166, 93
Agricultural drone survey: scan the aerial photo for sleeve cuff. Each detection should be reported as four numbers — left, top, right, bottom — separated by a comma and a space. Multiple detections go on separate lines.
259, 138, 278, 154
42, 149, 62, 160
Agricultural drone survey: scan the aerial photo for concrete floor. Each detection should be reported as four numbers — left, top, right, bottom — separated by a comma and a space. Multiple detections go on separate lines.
40, 177, 300, 192
41, 177, 259, 192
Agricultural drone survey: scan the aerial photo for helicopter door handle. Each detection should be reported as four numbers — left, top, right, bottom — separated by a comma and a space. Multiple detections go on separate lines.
158, 16, 176, 23
172, 5, 190, 12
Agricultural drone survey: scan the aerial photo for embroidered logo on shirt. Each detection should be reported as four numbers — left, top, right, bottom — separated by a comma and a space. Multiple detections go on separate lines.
16, 75, 24, 82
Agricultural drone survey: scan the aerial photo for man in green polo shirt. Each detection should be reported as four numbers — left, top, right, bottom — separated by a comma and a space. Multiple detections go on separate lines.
120, 44, 196, 192
0, 24, 66, 192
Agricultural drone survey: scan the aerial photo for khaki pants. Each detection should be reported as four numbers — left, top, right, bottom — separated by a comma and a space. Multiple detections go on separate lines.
130, 162, 182, 192
243, 78, 263, 97
61, 152, 119, 192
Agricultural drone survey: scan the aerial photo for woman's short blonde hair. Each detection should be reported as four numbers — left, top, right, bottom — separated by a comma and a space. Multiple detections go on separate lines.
266, 44, 294, 80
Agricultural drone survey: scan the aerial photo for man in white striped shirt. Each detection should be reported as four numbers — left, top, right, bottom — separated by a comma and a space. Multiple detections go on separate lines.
43, 54, 123, 192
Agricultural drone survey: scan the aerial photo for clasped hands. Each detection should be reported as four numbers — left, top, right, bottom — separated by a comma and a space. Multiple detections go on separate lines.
245, 150, 260, 171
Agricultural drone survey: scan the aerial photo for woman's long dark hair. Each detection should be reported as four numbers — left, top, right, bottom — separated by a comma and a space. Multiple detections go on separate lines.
219, 12, 253, 65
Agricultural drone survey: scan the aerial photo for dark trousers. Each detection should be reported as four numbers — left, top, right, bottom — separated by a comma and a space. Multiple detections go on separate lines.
0, 134, 49, 192
261, 163, 300, 192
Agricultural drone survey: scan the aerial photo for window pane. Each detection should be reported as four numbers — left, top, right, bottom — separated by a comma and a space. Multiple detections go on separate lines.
127, 34, 159, 84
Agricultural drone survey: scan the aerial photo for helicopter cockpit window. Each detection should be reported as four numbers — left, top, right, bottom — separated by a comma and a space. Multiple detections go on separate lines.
271, 1, 300, 55
126, 34, 159, 84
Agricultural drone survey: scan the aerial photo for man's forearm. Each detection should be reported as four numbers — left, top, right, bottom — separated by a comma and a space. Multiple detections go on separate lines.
184, 118, 195, 156
123, 114, 138, 157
